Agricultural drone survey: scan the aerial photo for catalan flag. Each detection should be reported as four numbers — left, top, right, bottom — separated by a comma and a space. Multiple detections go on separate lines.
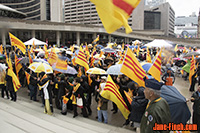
120, 48, 146, 87
90, 56, 95, 67
90, 0, 141, 34
75, 46, 89, 71
100, 75, 130, 119
148, 49, 162, 82
118, 51, 125, 64
43, 45, 48, 59
77, 66, 83, 77
55, 58, 68, 70
14, 54, 22, 78
189, 55, 195, 85
92, 35, 99, 43
28, 50, 33, 64
7, 56, 21, 92
25, 71, 30, 85
48, 48, 58, 66
146, 47, 152, 63
9, 32, 26, 54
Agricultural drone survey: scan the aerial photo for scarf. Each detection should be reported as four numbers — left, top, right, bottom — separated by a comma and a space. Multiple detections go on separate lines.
70, 83, 80, 104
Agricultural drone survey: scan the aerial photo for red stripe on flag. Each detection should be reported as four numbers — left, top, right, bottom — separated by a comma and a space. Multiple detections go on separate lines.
157, 55, 161, 60
126, 55, 146, 76
77, 56, 88, 64
124, 62, 143, 80
155, 60, 161, 66
104, 87, 129, 111
124, 58, 145, 78
153, 63, 161, 71
113, 0, 134, 16
190, 66, 194, 70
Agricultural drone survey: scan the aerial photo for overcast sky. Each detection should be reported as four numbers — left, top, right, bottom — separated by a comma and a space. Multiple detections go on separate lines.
166, 0, 200, 17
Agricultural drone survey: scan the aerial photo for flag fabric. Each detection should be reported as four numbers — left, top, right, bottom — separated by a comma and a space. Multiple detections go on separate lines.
9, 32, 26, 54
85, 44, 90, 61
90, 0, 141, 34
174, 44, 178, 52
118, 51, 125, 64
100, 75, 130, 119
30, 46, 34, 53
75, 46, 89, 71
148, 49, 162, 82
32, 40, 36, 49
48, 48, 58, 66
25, 71, 30, 85
14, 54, 22, 78
136, 44, 140, 56
55, 58, 68, 70
0, 45, 3, 54
28, 50, 33, 64
99, 51, 104, 58
88, 75, 93, 86
146, 47, 152, 63
92, 35, 99, 43
120, 48, 146, 87
189, 55, 195, 85
77, 67, 82, 77
43, 45, 49, 59
90, 56, 95, 67
7, 56, 21, 92
122, 43, 124, 51
70, 45, 74, 53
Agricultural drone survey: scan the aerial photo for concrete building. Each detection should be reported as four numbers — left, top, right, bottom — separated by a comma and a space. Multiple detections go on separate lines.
0, 0, 64, 22
145, 2, 175, 37
175, 13, 198, 38
146, 0, 166, 7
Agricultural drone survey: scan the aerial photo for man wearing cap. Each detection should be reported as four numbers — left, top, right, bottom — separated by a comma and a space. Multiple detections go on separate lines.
140, 78, 171, 133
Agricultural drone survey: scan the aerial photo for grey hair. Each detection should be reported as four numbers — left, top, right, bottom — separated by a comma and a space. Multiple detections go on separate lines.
149, 88, 161, 97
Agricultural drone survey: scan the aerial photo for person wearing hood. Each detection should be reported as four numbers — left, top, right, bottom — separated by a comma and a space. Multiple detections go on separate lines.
129, 87, 148, 127
162, 68, 175, 86
80, 75, 92, 115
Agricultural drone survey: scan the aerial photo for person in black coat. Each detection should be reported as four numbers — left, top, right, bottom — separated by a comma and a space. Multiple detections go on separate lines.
72, 77, 88, 118
6, 70, 16, 101
29, 71, 39, 101
80, 75, 92, 115
129, 87, 148, 127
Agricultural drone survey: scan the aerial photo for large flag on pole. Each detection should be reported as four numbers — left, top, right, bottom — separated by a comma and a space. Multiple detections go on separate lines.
14, 54, 22, 78
92, 35, 99, 44
100, 75, 130, 119
120, 48, 146, 87
90, 0, 141, 34
9, 33, 26, 54
189, 55, 195, 85
148, 49, 162, 82
55, 58, 68, 70
7, 56, 21, 92
75, 46, 89, 71
48, 48, 58, 66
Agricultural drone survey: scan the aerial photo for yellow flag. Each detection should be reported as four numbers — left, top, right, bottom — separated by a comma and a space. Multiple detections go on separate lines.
75, 46, 89, 71
9, 32, 26, 54
148, 49, 162, 81
0, 45, 3, 54
189, 55, 195, 85
146, 47, 152, 63
120, 48, 146, 87
101, 75, 130, 119
174, 44, 178, 52
90, 0, 141, 34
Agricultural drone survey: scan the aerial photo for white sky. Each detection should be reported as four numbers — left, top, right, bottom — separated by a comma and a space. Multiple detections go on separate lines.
166, 0, 200, 17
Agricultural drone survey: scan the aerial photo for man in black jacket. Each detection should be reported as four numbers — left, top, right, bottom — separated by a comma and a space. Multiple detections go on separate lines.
29, 71, 38, 101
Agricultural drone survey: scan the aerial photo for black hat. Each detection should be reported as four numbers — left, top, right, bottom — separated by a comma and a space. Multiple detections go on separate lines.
145, 78, 163, 90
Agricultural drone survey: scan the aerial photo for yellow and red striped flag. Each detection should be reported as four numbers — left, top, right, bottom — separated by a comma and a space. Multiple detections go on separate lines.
77, 67, 83, 77
14, 54, 22, 78
90, 56, 95, 67
100, 75, 130, 119
92, 35, 99, 43
85, 44, 90, 61
55, 58, 68, 70
43, 45, 49, 59
189, 55, 195, 85
148, 49, 162, 82
120, 48, 146, 87
7, 56, 21, 92
90, 0, 141, 34
146, 47, 152, 63
9, 32, 26, 54
48, 48, 58, 66
28, 50, 33, 64
75, 46, 89, 71
0, 45, 3, 54
25, 71, 30, 85
118, 51, 125, 64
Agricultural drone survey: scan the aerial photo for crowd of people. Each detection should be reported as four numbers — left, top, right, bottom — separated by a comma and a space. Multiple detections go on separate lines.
0, 44, 200, 132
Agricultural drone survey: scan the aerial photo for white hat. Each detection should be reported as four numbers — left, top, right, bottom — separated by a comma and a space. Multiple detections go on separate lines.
101, 76, 107, 80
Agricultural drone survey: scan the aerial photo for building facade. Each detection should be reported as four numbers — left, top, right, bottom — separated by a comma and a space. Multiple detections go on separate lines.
198, 10, 200, 38
145, 2, 175, 37
175, 13, 198, 38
